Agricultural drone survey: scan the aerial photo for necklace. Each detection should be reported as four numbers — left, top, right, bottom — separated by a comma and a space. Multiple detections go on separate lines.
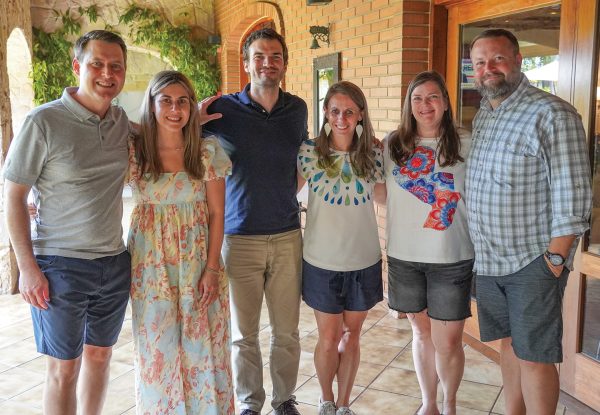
158, 146, 184, 151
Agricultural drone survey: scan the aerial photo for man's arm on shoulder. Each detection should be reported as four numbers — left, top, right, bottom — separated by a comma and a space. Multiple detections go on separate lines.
4, 180, 49, 309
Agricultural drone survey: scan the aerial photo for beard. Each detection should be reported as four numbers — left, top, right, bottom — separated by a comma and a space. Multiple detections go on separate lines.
475, 69, 522, 101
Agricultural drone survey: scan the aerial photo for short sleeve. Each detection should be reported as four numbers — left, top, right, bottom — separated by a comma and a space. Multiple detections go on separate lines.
372, 138, 385, 183
298, 139, 317, 180
126, 134, 141, 186
3, 115, 48, 186
202, 135, 232, 180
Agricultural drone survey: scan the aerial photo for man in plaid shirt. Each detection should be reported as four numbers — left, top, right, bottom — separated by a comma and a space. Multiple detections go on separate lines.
466, 29, 591, 414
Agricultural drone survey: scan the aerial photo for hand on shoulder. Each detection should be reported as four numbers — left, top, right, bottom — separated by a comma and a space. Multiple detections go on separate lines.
198, 93, 224, 125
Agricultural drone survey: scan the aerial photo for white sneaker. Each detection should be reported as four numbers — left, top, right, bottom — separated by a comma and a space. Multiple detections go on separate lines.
336, 407, 356, 415
318, 399, 336, 415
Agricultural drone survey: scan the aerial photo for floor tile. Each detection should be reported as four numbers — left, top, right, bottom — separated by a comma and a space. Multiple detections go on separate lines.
17, 356, 46, 374
0, 366, 44, 399
369, 366, 422, 398
0, 296, 520, 415
492, 389, 567, 415
353, 361, 386, 387
455, 379, 501, 412
8, 383, 43, 409
0, 400, 43, 415
462, 357, 503, 386
350, 388, 422, 415
389, 347, 415, 371
293, 376, 364, 407
361, 325, 412, 348
0, 338, 42, 367
359, 341, 402, 366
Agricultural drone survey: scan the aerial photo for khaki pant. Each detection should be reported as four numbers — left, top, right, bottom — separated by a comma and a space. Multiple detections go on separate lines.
222, 229, 302, 412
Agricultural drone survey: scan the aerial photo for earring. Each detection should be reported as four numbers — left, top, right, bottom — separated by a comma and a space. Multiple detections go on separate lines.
355, 123, 363, 138
324, 122, 332, 136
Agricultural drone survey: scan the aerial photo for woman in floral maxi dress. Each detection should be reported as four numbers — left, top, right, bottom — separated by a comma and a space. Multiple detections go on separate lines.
127, 71, 234, 414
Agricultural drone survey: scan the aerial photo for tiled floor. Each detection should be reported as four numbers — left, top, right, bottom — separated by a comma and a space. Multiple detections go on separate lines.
0, 294, 569, 415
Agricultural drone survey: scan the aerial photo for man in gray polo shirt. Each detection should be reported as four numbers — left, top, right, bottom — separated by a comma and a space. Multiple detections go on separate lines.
3, 30, 130, 415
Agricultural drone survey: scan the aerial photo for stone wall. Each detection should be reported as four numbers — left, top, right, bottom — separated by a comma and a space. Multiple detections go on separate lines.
1, 1, 33, 293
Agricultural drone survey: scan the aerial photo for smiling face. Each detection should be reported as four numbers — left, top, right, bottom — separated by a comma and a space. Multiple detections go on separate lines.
324, 93, 363, 142
72, 39, 126, 116
410, 80, 448, 137
470, 35, 522, 105
152, 83, 191, 137
243, 38, 287, 88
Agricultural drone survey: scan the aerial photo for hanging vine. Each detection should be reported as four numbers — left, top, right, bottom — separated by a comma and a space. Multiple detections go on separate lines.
31, 7, 98, 105
119, 5, 220, 99
31, 5, 220, 105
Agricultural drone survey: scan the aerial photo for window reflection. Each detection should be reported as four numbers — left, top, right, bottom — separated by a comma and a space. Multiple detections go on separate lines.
458, 5, 561, 129
582, 277, 600, 362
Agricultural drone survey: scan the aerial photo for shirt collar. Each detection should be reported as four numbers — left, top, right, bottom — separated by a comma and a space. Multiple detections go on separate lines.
239, 83, 286, 113
479, 73, 530, 112
61, 87, 116, 123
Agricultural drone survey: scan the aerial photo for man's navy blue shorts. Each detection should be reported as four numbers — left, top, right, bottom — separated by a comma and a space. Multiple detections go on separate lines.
32, 251, 131, 360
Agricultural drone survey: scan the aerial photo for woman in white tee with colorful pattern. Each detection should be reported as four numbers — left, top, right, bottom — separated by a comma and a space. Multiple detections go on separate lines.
298, 81, 384, 415
374, 71, 474, 415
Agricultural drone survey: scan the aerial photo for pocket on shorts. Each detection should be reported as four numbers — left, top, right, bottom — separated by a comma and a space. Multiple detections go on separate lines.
537, 254, 561, 279
36, 255, 59, 271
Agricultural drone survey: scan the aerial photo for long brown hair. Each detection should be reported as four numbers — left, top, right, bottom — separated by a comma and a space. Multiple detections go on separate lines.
136, 70, 205, 181
388, 71, 462, 167
315, 81, 377, 178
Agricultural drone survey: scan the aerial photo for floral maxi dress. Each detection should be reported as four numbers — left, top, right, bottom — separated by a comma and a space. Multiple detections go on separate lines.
128, 137, 234, 415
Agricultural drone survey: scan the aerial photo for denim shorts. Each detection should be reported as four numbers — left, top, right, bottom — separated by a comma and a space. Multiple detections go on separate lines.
302, 259, 383, 314
476, 255, 569, 363
32, 251, 131, 360
387, 256, 474, 321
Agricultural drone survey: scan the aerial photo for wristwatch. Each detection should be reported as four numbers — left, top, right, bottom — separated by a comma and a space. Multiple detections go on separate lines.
545, 250, 565, 266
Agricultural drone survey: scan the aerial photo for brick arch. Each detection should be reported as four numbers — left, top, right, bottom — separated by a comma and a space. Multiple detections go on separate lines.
220, 2, 284, 93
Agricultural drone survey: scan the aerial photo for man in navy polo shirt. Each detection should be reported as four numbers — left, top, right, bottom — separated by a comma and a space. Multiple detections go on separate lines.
203, 28, 308, 415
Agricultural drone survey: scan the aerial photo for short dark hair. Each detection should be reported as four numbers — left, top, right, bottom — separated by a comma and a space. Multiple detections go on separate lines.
74, 30, 127, 65
242, 28, 288, 65
469, 28, 520, 55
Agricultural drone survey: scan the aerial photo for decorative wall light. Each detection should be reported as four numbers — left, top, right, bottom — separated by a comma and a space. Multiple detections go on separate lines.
307, 0, 332, 4
309, 25, 330, 49
207, 35, 221, 45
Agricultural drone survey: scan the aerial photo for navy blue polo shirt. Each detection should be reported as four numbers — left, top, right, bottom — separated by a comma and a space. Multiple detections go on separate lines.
204, 84, 308, 235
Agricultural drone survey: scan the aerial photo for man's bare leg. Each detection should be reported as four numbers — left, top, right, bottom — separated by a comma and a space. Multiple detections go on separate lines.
500, 338, 525, 415
520, 359, 559, 415
78, 344, 113, 415
44, 355, 82, 415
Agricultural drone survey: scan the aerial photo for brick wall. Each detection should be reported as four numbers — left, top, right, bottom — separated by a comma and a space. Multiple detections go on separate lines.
213, 0, 432, 291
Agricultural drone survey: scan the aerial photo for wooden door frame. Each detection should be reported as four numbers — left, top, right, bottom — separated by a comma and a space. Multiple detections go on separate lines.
435, 0, 600, 410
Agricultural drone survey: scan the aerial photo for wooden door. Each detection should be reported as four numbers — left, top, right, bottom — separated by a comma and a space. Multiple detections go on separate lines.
436, 0, 600, 410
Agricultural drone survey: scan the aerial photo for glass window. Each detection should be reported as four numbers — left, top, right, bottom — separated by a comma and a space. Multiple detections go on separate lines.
582, 42, 600, 364
312, 53, 340, 137
582, 276, 600, 362
589, 64, 600, 254
458, 5, 561, 129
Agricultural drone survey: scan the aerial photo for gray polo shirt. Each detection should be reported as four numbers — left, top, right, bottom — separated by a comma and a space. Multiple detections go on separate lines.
3, 87, 130, 259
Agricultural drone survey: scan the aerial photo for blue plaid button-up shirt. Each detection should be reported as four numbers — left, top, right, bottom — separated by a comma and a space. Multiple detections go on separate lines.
465, 74, 591, 276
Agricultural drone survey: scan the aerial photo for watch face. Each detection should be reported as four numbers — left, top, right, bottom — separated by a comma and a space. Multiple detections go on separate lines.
548, 254, 564, 266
